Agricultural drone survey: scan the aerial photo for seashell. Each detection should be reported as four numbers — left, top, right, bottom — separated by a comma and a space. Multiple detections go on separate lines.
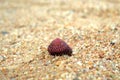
48, 38, 72, 56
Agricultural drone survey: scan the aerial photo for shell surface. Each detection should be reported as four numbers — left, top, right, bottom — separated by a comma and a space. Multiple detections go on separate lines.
48, 38, 72, 56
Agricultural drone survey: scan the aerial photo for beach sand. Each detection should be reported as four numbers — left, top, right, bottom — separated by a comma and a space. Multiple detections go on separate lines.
0, 0, 120, 80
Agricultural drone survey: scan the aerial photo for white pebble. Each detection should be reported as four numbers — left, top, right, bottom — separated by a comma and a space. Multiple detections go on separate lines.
76, 61, 82, 66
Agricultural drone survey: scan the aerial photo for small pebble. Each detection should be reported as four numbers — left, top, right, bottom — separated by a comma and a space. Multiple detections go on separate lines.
0, 55, 5, 62
110, 39, 117, 46
1, 31, 9, 35
76, 61, 82, 66
10, 77, 16, 80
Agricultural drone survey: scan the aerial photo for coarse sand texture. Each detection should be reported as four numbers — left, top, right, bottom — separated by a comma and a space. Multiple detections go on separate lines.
0, 0, 120, 80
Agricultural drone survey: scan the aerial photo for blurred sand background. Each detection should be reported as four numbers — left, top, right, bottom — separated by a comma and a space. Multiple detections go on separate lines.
0, 0, 120, 80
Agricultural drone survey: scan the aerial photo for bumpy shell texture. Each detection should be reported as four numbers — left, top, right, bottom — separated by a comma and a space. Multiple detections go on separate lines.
48, 38, 72, 56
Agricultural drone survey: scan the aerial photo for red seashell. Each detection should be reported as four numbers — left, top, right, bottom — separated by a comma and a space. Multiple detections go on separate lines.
48, 38, 72, 56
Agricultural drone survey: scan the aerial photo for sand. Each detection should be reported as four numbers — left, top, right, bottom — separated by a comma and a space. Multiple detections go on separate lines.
0, 0, 120, 80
